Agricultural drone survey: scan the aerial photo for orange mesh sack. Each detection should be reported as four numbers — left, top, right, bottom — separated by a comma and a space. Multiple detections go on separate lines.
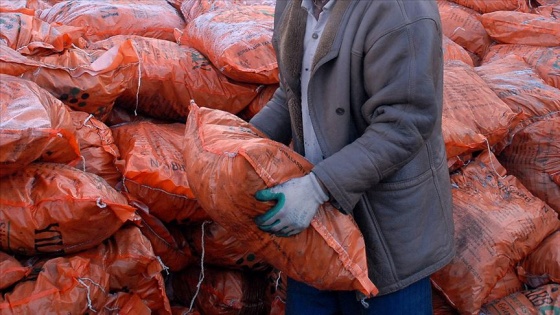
183, 103, 378, 297
172, 265, 272, 315
0, 252, 30, 290
0, 162, 137, 256
442, 35, 475, 67
17, 40, 139, 121
69, 110, 122, 188
0, 0, 51, 15
179, 0, 275, 23
178, 5, 279, 84
479, 284, 560, 315
171, 306, 202, 315
270, 297, 286, 315
89, 35, 260, 121
432, 289, 459, 315
0, 45, 52, 77
112, 121, 209, 224
5, 254, 152, 314
102, 292, 151, 315
238, 84, 278, 122
475, 54, 560, 120
267, 268, 287, 315
180, 0, 233, 22
0, 40, 140, 121
0, 12, 84, 56
534, 4, 560, 17
103, 106, 159, 127
430, 150, 560, 315
482, 44, 560, 90
447, 0, 531, 13
517, 229, 560, 287
497, 112, 560, 214
0, 256, 110, 314
165, 0, 183, 12
38, 0, 184, 43
185, 221, 270, 271
483, 267, 524, 305
0, 74, 80, 178
480, 11, 560, 47
442, 60, 522, 163
538, 0, 559, 7
134, 204, 193, 272
437, 1, 493, 60
78, 225, 172, 315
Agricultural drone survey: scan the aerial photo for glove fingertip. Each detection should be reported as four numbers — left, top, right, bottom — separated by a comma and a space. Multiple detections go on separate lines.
255, 189, 273, 201
275, 227, 296, 238
254, 213, 267, 226
256, 218, 280, 231
255, 206, 277, 225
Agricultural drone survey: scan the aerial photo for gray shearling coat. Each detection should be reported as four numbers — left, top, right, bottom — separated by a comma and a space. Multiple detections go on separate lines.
250, 0, 455, 295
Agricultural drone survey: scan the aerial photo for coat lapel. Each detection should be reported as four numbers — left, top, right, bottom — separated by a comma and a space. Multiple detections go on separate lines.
274, 0, 356, 151
312, 0, 354, 68
275, 0, 306, 146
276, 0, 306, 98
276, 0, 357, 96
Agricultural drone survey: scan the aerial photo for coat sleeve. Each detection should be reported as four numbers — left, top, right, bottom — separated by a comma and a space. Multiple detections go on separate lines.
313, 17, 444, 214
249, 84, 293, 145
249, 1, 293, 144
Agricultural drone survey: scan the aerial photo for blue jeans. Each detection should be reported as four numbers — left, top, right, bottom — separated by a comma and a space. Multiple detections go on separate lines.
285, 277, 433, 315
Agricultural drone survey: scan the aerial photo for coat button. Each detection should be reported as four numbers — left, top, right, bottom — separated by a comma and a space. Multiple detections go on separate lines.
312, 33, 319, 39
336, 108, 345, 115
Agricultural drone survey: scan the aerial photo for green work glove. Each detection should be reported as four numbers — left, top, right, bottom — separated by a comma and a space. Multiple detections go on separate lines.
254, 172, 329, 237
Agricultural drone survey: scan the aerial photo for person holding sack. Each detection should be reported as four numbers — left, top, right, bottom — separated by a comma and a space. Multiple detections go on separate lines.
250, 0, 455, 314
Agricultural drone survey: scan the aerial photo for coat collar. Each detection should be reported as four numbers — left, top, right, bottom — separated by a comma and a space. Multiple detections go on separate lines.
275, 0, 354, 98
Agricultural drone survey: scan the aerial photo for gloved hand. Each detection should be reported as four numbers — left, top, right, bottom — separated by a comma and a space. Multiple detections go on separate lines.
254, 172, 329, 237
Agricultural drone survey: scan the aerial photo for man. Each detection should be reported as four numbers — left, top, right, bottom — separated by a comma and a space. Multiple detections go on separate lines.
250, 0, 455, 314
